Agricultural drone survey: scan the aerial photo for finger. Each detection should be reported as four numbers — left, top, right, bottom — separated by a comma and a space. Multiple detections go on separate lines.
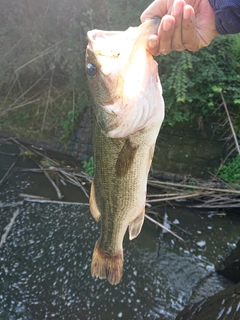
141, 0, 167, 23
182, 5, 200, 51
145, 16, 175, 56
158, 15, 175, 55
146, 34, 160, 56
171, 0, 186, 51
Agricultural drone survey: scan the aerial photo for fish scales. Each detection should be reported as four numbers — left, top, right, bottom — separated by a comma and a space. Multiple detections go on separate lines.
92, 117, 157, 254
86, 17, 164, 285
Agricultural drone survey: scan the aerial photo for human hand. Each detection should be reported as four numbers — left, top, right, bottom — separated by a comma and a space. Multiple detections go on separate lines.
141, 0, 218, 55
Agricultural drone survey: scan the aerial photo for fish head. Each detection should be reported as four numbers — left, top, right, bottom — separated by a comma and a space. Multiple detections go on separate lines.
86, 17, 164, 138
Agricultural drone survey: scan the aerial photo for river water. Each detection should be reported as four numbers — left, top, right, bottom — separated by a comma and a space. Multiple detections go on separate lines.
0, 142, 240, 320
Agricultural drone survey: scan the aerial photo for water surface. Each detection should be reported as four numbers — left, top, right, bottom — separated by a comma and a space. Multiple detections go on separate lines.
0, 145, 240, 319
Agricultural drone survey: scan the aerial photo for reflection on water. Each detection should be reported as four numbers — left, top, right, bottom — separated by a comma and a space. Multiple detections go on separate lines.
0, 147, 240, 319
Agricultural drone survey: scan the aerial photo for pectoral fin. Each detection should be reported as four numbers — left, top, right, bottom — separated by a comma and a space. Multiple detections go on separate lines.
129, 210, 145, 240
115, 139, 139, 176
89, 179, 101, 221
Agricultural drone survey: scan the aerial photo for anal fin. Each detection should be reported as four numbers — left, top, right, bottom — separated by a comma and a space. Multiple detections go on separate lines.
129, 209, 145, 240
89, 179, 101, 221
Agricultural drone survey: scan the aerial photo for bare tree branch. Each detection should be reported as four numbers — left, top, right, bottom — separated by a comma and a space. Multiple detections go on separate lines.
220, 91, 240, 155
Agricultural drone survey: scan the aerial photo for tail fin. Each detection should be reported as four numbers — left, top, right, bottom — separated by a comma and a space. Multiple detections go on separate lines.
91, 240, 123, 285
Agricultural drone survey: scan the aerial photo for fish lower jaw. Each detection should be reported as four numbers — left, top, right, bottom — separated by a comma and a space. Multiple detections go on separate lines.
91, 240, 123, 285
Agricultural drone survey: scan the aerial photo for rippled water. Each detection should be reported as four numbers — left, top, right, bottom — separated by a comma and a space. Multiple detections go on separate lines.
1, 144, 240, 319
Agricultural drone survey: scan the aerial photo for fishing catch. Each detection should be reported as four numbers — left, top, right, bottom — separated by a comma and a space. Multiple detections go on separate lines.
85, 18, 164, 285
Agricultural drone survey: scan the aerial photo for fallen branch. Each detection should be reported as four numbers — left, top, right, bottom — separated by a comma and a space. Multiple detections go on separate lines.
0, 157, 18, 186
188, 203, 240, 208
22, 197, 89, 206
42, 169, 63, 199
147, 209, 192, 236
147, 193, 182, 198
0, 151, 19, 157
148, 179, 240, 194
21, 142, 59, 166
19, 193, 49, 199
147, 192, 202, 203
14, 144, 64, 200
0, 201, 24, 208
0, 209, 20, 248
58, 169, 89, 198
144, 214, 184, 242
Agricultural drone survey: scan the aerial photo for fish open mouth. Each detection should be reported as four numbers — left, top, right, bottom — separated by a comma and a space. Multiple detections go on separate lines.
86, 17, 163, 138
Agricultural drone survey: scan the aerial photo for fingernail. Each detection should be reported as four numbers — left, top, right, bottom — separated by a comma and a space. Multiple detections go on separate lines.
183, 6, 192, 20
163, 19, 172, 31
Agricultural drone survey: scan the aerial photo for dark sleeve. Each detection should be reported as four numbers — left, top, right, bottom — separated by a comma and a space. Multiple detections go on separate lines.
208, 0, 240, 35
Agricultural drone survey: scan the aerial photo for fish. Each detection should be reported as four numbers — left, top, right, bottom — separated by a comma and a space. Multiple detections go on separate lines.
85, 17, 164, 285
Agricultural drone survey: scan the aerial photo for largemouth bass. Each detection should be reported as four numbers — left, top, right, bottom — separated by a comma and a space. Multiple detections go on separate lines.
85, 17, 164, 285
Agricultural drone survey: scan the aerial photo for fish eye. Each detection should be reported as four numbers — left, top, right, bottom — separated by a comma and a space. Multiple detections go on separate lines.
86, 63, 97, 78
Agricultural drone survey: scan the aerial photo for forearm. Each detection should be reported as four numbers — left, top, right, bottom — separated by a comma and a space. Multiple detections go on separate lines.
209, 0, 240, 34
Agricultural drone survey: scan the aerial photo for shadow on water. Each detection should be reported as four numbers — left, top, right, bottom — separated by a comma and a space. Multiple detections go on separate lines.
1, 143, 240, 320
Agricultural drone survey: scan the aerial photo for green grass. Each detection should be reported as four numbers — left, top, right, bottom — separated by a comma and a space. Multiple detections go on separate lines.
217, 156, 240, 183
